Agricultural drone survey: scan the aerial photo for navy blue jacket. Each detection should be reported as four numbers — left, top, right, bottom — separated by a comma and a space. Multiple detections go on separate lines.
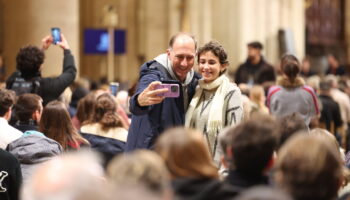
81, 132, 125, 167
126, 60, 199, 151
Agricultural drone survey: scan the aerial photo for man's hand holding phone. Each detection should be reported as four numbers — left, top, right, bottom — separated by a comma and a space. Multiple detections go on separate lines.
41, 35, 53, 50
41, 28, 70, 50
55, 33, 70, 50
137, 81, 169, 107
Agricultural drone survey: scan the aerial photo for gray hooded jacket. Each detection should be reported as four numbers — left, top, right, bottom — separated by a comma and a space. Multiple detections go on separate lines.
7, 132, 63, 180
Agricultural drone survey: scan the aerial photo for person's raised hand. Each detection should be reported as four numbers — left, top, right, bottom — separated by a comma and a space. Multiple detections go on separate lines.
41, 35, 53, 50
137, 81, 168, 106
57, 34, 70, 50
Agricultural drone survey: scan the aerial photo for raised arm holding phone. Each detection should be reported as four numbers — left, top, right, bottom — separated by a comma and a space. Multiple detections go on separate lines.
6, 29, 76, 105
126, 33, 200, 151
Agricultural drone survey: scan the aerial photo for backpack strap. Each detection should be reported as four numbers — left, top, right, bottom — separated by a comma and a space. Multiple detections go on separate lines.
9, 72, 41, 96
31, 76, 41, 94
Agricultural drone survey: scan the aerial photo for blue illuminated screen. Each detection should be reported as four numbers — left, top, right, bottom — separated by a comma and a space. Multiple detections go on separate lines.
84, 29, 126, 54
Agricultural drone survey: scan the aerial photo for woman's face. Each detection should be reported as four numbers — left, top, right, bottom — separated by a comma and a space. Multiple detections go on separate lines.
198, 51, 225, 83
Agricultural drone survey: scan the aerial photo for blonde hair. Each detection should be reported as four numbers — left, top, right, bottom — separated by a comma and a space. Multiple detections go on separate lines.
155, 127, 219, 179
310, 128, 350, 187
107, 150, 170, 196
249, 85, 265, 104
249, 86, 269, 118
310, 128, 341, 158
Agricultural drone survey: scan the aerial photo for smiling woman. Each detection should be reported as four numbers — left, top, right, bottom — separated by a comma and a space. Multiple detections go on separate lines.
185, 41, 244, 167
199, 51, 225, 83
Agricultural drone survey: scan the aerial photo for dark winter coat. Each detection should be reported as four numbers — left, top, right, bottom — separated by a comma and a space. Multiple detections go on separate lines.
6, 49, 76, 105
0, 149, 22, 200
234, 57, 276, 85
126, 60, 199, 151
172, 177, 238, 200
225, 169, 269, 191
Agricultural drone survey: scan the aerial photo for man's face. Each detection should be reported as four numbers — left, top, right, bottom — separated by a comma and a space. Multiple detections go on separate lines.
167, 36, 196, 82
302, 59, 310, 72
247, 46, 260, 61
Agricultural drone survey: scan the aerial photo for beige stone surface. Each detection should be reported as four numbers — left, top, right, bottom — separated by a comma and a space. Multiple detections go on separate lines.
1, 0, 338, 84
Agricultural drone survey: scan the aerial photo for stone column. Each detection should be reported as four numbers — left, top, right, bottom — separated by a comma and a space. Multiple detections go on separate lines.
346, 0, 350, 64
141, 0, 169, 61
188, 0, 212, 45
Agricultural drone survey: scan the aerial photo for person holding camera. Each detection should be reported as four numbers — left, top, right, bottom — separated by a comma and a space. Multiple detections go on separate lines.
6, 32, 76, 106
185, 41, 244, 166
126, 32, 200, 151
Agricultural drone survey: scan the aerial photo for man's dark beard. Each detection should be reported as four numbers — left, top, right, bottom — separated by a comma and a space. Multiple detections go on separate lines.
248, 55, 255, 62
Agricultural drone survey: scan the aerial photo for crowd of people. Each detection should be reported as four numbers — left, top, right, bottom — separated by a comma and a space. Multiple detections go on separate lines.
0, 31, 350, 200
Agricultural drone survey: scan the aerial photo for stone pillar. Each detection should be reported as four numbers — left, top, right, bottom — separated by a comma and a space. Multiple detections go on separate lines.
346, 0, 350, 64
188, 0, 212, 45
168, 0, 181, 36
210, 0, 240, 72
0, 0, 4, 53
120, 0, 139, 84
139, 0, 169, 61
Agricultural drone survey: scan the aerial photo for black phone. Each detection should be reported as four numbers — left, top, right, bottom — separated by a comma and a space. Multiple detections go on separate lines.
51, 27, 61, 44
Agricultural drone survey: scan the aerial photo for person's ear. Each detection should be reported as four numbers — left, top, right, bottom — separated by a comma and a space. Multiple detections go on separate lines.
220, 155, 229, 169
166, 48, 171, 57
263, 152, 276, 173
265, 156, 274, 170
221, 63, 228, 73
32, 110, 41, 123
4, 107, 12, 121
226, 146, 233, 159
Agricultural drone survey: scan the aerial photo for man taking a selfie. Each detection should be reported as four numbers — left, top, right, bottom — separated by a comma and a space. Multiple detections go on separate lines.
126, 32, 200, 151
6, 32, 76, 106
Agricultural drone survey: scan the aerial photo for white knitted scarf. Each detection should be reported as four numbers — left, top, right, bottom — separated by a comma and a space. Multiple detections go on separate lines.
185, 74, 230, 134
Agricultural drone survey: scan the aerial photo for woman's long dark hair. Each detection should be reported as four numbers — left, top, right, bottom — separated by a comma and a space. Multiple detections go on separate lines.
39, 100, 88, 149
77, 91, 99, 125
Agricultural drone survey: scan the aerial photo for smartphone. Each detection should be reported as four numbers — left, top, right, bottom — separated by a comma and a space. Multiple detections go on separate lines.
110, 82, 119, 96
155, 83, 180, 98
51, 27, 61, 44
